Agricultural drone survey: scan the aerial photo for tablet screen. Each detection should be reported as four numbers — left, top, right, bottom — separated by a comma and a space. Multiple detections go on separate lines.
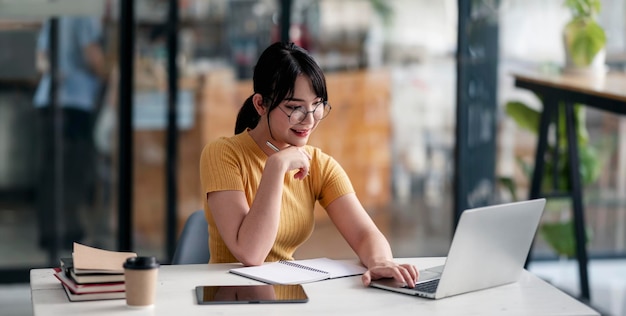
195, 284, 309, 304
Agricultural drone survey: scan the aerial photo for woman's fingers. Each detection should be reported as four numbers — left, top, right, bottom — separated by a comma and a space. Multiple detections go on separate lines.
361, 263, 419, 288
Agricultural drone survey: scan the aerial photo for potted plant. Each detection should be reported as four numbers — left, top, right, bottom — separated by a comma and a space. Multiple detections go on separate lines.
562, 0, 607, 75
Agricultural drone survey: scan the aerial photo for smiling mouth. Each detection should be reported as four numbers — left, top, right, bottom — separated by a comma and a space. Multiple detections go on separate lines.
291, 128, 310, 137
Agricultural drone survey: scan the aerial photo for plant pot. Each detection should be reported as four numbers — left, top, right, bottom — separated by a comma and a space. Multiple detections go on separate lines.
562, 19, 607, 77
563, 46, 607, 77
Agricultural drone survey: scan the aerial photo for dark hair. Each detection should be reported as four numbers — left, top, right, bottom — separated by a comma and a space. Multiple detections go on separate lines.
234, 42, 328, 134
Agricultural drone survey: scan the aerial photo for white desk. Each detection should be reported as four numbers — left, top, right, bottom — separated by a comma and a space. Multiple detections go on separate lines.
30, 257, 599, 316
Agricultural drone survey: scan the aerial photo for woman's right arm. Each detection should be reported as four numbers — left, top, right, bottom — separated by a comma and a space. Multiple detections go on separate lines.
206, 146, 310, 266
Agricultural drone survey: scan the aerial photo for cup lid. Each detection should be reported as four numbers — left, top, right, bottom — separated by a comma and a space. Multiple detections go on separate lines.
123, 256, 160, 270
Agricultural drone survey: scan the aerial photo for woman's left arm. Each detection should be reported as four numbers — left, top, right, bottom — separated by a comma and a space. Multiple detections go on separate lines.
325, 193, 419, 287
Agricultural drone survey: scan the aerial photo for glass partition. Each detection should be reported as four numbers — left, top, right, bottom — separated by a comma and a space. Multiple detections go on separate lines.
0, 0, 114, 280
0, 0, 469, 282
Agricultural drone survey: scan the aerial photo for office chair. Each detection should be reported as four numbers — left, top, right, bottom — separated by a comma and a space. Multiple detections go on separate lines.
171, 210, 210, 264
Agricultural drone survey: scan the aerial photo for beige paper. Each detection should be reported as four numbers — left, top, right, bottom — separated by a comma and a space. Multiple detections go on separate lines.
73, 242, 137, 271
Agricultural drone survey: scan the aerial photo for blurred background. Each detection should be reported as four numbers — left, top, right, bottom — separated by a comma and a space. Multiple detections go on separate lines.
1, 0, 626, 315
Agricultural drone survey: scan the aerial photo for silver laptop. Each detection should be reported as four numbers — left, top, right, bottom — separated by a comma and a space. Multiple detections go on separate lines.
370, 198, 546, 299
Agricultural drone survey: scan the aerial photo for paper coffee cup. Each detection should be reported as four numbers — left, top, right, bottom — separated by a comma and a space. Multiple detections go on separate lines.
123, 256, 160, 308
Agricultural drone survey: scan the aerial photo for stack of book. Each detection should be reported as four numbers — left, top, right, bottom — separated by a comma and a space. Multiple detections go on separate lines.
55, 257, 125, 301
53, 243, 136, 302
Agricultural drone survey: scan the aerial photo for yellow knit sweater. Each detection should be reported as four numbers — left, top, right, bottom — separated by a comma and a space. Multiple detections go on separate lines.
199, 131, 354, 263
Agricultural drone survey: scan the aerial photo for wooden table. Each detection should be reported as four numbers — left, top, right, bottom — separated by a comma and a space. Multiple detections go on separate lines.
30, 257, 599, 316
513, 70, 626, 301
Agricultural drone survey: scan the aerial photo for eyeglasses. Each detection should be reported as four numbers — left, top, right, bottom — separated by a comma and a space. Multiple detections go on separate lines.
277, 101, 332, 125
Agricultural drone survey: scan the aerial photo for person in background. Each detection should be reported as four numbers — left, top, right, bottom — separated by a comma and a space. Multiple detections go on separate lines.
199, 42, 418, 287
33, 16, 107, 250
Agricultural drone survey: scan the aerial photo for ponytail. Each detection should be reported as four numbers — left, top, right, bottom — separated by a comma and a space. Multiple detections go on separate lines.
234, 95, 260, 134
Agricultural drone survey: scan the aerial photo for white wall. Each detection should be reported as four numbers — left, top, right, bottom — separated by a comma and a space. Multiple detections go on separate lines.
500, 0, 570, 65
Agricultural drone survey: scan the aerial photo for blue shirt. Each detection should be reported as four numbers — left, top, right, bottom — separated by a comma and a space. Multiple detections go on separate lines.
33, 17, 103, 111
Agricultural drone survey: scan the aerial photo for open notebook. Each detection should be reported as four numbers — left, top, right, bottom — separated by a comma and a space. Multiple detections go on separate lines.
229, 258, 367, 284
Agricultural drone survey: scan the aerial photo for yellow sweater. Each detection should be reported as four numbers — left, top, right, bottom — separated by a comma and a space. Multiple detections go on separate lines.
199, 131, 354, 263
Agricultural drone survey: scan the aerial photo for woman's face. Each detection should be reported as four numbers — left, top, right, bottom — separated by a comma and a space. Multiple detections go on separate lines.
269, 75, 323, 147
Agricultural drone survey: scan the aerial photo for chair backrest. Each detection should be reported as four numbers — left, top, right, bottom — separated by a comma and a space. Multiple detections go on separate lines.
171, 210, 210, 264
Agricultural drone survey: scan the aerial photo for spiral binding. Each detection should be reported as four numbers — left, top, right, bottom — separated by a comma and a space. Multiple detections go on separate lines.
279, 260, 329, 275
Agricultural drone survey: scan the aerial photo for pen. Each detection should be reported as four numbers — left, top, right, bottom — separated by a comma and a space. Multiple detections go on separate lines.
266, 141, 280, 152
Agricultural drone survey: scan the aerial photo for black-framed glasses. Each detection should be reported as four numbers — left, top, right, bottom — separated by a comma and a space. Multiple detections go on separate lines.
278, 101, 332, 124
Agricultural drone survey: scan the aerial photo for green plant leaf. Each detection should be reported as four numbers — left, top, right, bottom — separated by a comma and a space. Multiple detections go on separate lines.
574, 105, 590, 145
556, 104, 590, 149
564, 18, 606, 66
564, 0, 602, 17
579, 145, 600, 184
540, 221, 577, 257
540, 220, 592, 258
368, 0, 393, 26
504, 101, 601, 193
497, 176, 518, 201
505, 101, 540, 134
540, 144, 600, 191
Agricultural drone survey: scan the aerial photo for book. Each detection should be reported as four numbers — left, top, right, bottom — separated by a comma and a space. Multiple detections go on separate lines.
60, 257, 124, 275
59, 257, 125, 284
70, 270, 125, 284
72, 242, 136, 272
61, 283, 125, 302
59, 257, 73, 275
229, 257, 367, 285
53, 268, 125, 294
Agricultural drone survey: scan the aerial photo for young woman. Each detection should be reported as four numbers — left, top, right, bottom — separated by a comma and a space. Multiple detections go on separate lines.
200, 42, 418, 287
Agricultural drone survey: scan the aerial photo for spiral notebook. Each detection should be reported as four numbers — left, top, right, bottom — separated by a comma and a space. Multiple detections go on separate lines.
229, 258, 367, 284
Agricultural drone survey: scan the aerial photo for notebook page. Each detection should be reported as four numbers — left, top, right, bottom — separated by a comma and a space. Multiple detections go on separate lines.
230, 262, 329, 284
292, 258, 367, 278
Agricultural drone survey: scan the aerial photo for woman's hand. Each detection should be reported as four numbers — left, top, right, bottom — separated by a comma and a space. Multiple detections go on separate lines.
267, 146, 311, 180
361, 261, 419, 288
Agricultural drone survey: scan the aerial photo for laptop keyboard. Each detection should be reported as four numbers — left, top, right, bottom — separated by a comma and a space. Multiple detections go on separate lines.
405, 279, 440, 294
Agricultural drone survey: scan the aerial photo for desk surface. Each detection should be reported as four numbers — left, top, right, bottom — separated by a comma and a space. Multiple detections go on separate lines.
514, 71, 626, 103
30, 257, 599, 316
